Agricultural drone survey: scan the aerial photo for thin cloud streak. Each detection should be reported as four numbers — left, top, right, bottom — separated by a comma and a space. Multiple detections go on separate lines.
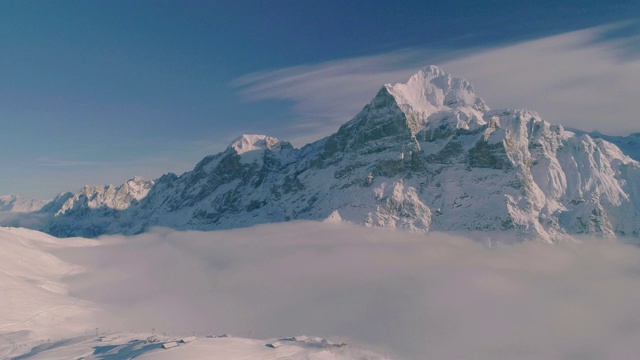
235, 23, 640, 145
37, 157, 113, 168
442, 23, 640, 135
23, 139, 230, 198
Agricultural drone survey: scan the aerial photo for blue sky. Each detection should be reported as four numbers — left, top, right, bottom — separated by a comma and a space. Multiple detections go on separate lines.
1, 1, 639, 198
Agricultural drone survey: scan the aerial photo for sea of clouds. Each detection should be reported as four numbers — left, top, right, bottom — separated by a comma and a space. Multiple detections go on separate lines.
55, 221, 640, 360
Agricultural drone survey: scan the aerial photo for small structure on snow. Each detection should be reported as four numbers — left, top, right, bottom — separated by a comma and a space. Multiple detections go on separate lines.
162, 341, 179, 349
322, 339, 347, 347
293, 335, 308, 342
180, 336, 196, 343
145, 335, 160, 343
266, 341, 282, 349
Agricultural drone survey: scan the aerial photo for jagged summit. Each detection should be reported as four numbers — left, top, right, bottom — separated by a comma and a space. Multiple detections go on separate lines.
225, 134, 295, 167
52, 176, 154, 218
331, 65, 492, 150
385, 65, 488, 114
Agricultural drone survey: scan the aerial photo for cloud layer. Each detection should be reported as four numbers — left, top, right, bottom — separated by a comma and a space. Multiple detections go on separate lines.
235, 23, 640, 145
57, 222, 640, 360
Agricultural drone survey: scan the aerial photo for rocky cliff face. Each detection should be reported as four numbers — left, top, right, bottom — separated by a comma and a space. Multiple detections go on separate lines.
23, 66, 640, 242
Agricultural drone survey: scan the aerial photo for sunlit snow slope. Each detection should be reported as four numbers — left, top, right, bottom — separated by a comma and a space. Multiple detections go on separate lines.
0, 227, 99, 358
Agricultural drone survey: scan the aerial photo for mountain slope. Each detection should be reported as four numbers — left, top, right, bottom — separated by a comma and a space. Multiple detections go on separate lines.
17, 66, 640, 242
0, 227, 97, 346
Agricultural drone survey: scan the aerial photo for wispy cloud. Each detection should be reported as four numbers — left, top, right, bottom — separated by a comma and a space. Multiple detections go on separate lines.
37, 157, 109, 168
591, 20, 640, 60
59, 222, 640, 360
234, 23, 640, 143
30, 139, 230, 195
442, 23, 640, 135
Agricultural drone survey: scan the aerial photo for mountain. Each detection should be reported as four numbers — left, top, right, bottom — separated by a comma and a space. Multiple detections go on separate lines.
11, 66, 640, 242
568, 129, 640, 162
44, 176, 154, 215
0, 195, 48, 213
37, 176, 155, 237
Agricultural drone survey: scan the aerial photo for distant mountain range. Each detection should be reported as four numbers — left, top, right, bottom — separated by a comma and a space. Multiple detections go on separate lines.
0, 195, 49, 213
3, 66, 639, 242
568, 129, 640, 162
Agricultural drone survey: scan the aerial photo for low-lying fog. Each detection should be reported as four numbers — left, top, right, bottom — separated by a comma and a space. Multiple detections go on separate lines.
55, 221, 640, 360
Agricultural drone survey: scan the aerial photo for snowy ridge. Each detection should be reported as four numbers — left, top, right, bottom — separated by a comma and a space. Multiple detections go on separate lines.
0, 195, 48, 213
8, 66, 640, 242
568, 128, 640, 162
53, 176, 154, 215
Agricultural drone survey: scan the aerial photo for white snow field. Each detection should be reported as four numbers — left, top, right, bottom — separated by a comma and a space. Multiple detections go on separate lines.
6, 333, 384, 360
0, 227, 99, 358
4, 222, 640, 359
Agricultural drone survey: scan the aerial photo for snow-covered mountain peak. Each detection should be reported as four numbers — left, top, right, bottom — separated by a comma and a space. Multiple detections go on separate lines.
229, 134, 282, 155
226, 134, 296, 166
385, 65, 488, 115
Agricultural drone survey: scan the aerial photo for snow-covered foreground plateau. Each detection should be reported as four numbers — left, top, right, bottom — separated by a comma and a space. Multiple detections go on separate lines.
3, 222, 640, 359
3, 333, 382, 360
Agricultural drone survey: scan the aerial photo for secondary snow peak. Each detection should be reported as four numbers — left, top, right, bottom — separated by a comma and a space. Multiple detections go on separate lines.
229, 134, 282, 155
